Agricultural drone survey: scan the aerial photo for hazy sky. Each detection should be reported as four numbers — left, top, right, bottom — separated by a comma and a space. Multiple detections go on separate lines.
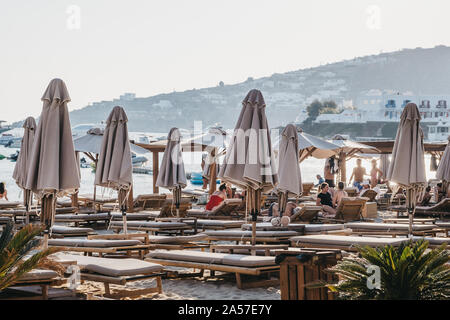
1, 0, 450, 122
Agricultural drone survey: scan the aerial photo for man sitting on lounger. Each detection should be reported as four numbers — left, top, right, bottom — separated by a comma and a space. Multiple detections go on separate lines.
316, 182, 336, 217
205, 183, 227, 211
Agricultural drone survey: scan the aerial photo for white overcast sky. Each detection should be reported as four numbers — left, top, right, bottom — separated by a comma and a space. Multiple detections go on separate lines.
1, 0, 450, 122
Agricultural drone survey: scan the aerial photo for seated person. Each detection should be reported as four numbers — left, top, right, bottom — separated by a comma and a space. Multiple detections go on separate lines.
436, 183, 446, 203
315, 175, 325, 187
359, 181, 371, 197
205, 183, 227, 211
332, 182, 348, 208
418, 186, 432, 206
0, 182, 8, 201
316, 182, 336, 217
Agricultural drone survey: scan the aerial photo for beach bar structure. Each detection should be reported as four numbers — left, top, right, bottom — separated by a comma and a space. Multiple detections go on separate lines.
359, 140, 447, 158
134, 139, 209, 194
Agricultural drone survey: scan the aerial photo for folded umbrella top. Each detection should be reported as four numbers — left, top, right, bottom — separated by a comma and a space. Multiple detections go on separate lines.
387, 103, 426, 187
156, 127, 187, 190
25, 79, 80, 197
219, 89, 278, 191
436, 135, 450, 182
277, 124, 302, 196
13, 117, 36, 190
94, 106, 133, 191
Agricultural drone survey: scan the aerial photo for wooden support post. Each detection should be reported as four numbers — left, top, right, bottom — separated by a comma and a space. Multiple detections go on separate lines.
127, 185, 134, 213
339, 152, 347, 185
153, 152, 159, 194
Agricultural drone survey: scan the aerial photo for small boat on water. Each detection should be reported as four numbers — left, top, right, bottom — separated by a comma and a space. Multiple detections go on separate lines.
7, 150, 19, 162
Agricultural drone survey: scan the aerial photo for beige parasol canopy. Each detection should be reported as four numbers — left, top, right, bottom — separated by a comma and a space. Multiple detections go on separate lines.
436, 136, 450, 184
218, 89, 278, 191
277, 124, 302, 196
26, 79, 80, 197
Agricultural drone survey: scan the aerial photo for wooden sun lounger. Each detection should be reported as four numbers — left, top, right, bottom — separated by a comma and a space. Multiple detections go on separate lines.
204, 230, 300, 244
48, 239, 153, 259
146, 250, 280, 289
133, 194, 167, 210
88, 233, 210, 251
412, 236, 449, 248
344, 222, 446, 237
0, 200, 21, 209
319, 197, 368, 223
290, 206, 322, 223
52, 253, 164, 299
415, 198, 450, 219
290, 234, 409, 251
241, 223, 306, 233
109, 220, 191, 235
50, 225, 97, 238
186, 199, 244, 219
1, 269, 67, 300
360, 189, 378, 202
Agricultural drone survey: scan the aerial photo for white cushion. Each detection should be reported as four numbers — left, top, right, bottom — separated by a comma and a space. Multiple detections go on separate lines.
147, 250, 226, 264
290, 235, 408, 247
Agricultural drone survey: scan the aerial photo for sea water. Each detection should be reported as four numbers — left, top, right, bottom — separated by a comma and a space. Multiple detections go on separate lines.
0, 145, 437, 202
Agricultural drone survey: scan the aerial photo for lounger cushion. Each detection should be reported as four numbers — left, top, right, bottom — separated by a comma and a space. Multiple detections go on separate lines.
436, 222, 450, 228
53, 253, 163, 277
290, 235, 408, 247
304, 224, 345, 233
146, 233, 208, 244
0, 200, 20, 208
55, 213, 110, 220
110, 221, 187, 228
192, 220, 245, 227
147, 250, 226, 264
241, 223, 305, 232
205, 230, 299, 237
412, 236, 449, 245
19, 269, 58, 281
221, 255, 276, 267
345, 222, 436, 231
110, 212, 156, 220
48, 239, 142, 247
51, 225, 94, 234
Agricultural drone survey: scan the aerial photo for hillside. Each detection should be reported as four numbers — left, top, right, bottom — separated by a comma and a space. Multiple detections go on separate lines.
66, 45, 450, 132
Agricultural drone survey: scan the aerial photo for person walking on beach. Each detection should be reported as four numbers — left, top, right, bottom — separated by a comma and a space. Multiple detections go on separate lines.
324, 156, 337, 190
370, 159, 383, 188
0, 182, 8, 201
349, 159, 368, 192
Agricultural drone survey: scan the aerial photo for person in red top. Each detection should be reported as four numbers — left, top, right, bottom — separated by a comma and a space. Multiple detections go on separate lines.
205, 183, 227, 211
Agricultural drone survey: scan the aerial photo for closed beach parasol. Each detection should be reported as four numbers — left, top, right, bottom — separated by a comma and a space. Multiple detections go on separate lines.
277, 124, 302, 217
331, 135, 379, 184
387, 103, 426, 237
156, 128, 187, 217
219, 89, 278, 245
436, 135, 450, 192
26, 79, 80, 246
12, 117, 36, 223
94, 106, 133, 234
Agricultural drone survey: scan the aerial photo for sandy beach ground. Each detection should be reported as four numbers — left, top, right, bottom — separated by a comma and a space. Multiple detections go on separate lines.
47, 209, 403, 300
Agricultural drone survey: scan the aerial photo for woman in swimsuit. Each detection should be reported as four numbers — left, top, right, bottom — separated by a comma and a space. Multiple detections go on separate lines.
205, 183, 227, 211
